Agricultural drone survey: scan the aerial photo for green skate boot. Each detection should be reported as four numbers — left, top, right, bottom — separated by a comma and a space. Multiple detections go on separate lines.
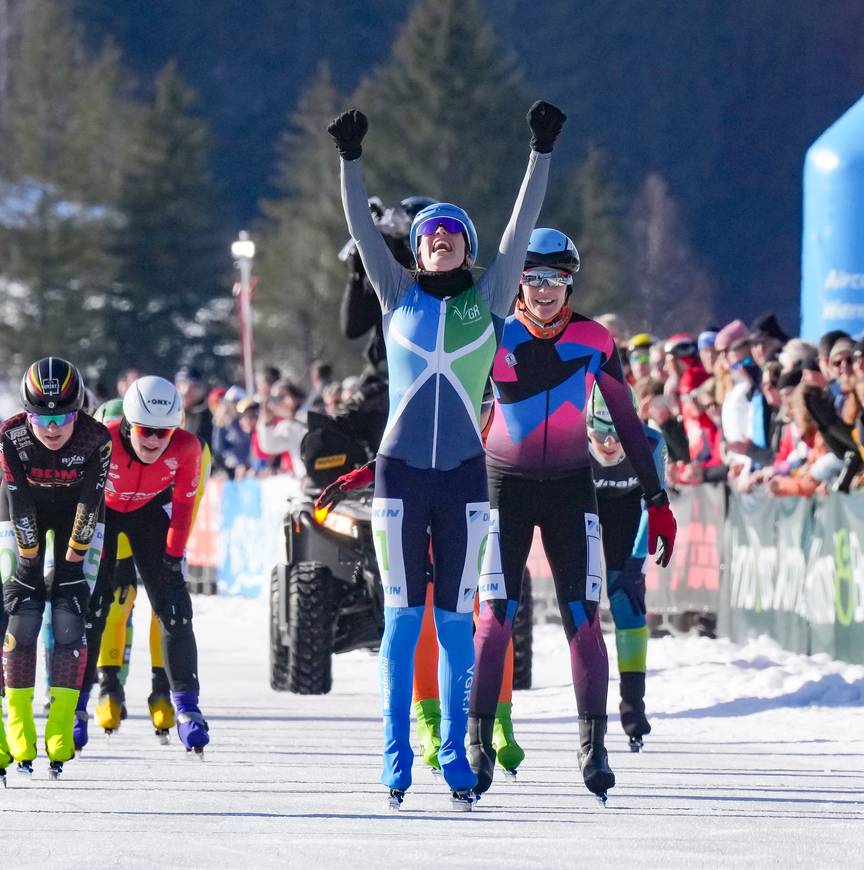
413, 698, 442, 772
493, 701, 525, 780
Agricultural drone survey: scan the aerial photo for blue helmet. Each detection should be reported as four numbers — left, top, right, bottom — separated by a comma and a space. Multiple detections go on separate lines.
409, 202, 478, 268
524, 228, 580, 274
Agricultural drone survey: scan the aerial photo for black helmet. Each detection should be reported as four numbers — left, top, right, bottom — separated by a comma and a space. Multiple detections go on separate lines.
20, 357, 85, 414
524, 228, 581, 274
400, 196, 435, 221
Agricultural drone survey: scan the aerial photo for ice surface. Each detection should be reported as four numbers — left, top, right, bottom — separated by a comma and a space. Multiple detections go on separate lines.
4, 596, 864, 868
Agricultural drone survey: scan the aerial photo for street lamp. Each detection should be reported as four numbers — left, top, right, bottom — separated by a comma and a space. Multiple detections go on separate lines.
231, 230, 256, 396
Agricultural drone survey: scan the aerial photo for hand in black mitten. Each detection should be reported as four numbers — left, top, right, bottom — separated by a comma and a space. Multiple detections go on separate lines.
527, 101, 566, 153
327, 109, 369, 161
161, 554, 185, 587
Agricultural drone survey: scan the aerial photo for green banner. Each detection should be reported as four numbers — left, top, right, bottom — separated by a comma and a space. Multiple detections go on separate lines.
721, 491, 864, 664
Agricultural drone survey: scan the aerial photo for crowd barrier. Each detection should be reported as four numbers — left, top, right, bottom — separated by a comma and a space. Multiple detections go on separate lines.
185, 475, 864, 663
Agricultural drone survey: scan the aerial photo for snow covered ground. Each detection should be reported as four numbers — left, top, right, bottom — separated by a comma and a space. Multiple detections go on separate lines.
4, 595, 864, 869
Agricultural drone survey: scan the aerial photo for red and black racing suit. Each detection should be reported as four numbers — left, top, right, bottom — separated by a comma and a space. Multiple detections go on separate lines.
82, 420, 203, 695
0, 412, 111, 692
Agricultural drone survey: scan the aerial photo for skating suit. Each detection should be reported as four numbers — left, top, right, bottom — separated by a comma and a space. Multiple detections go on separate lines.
340, 150, 550, 791
471, 314, 663, 720
80, 422, 204, 697
590, 425, 667, 675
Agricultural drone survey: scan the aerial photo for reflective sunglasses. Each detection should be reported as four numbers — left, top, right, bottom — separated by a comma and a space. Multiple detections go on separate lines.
629, 352, 651, 365
416, 217, 467, 237
131, 424, 176, 440
520, 269, 573, 288
588, 427, 620, 443
28, 411, 77, 428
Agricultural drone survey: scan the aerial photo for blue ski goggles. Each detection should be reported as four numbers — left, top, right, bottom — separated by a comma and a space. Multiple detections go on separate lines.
521, 269, 573, 288
28, 411, 77, 428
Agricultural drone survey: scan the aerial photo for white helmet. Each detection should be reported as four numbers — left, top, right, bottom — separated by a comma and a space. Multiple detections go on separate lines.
123, 376, 183, 429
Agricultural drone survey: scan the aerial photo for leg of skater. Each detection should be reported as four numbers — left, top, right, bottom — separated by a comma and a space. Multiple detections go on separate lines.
372, 457, 430, 804
430, 455, 490, 806
412, 579, 441, 770
540, 473, 615, 800
469, 471, 535, 795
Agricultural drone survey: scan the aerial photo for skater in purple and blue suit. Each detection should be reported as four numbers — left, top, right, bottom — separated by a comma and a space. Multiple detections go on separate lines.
469, 229, 677, 802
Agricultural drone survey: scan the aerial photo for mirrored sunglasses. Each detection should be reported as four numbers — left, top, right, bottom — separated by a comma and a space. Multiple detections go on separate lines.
629, 352, 651, 365
28, 411, 77, 428
588, 426, 620, 443
521, 270, 573, 288
416, 217, 466, 237
131, 424, 176, 440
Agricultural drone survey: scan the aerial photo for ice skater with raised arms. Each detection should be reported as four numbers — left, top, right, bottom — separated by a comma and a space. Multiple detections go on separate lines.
328, 99, 565, 810
468, 229, 677, 804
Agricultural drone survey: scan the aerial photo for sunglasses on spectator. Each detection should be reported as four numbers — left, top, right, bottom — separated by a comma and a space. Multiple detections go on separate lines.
831, 356, 854, 369
131, 424, 176, 440
416, 217, 468, 237
520, 269, 573, 288
629, 352, 651, 365
28, 411, 77, 428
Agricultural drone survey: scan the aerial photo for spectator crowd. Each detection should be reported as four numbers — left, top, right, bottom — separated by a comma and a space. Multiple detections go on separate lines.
607, 314, 864, 497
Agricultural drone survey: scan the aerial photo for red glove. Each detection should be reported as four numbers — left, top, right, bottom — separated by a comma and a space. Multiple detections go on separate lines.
314, 461, 375, 513
647, 491, 677, 568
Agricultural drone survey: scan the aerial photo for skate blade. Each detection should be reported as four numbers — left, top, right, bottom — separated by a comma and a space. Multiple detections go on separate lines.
155, 730, 171, 746
186, 747, 206, 760
594, 792, 608, 806
16, 762, 33, 777
450, 791, 476, 812
503, 768, 518, 782
629, 736, 644, 752
387, 789, 405, 811
430, 767, 443, 779
48, 766, 63, 781
1, 771, 6, 789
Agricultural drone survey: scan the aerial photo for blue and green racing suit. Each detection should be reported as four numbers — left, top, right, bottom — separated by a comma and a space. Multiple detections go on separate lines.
339, 148, 551, 791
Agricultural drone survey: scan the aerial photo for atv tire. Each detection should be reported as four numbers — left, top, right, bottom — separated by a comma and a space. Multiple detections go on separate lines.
270, 565, 291, 690
287, 561, 335, 694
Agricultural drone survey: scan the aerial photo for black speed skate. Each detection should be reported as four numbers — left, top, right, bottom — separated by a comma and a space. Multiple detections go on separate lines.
387, 788, 405, 811
450, 789, 476, 812
620, 672, 651, 752
48, 761, 64, 780
467, 715, 496, 797
16, 760, 33, 776
578, 715, 615, 805
1, 767, 6, 788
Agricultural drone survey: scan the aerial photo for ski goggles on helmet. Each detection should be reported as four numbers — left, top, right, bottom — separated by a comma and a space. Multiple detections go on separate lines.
28, 411, 77, 428
520, 269, 573, 288
131, 424, 176, 440
415, 216, 468, 237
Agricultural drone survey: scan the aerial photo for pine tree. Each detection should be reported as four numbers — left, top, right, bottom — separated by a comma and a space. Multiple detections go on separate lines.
353, 0, 531, 249
104, 62, 227, 379
0, 0, 137, 372
541, 147, 627, 319
255, 63, 356, 378
627, 173, 714, 335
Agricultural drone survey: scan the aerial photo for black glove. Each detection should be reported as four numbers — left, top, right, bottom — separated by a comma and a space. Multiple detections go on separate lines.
161, 554, 185, 587
327, 109, 368, 161
527, 100, 566, 153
